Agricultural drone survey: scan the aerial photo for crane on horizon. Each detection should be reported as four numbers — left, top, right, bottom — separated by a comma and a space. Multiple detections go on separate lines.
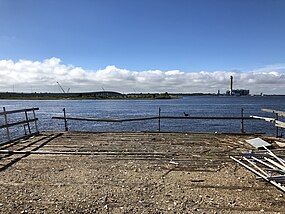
57, 82, 66, 93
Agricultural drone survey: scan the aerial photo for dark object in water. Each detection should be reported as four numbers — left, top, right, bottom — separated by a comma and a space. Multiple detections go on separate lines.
184, 112, 189, 117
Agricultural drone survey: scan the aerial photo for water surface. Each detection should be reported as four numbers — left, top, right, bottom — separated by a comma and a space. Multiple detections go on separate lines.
0, 96, 285, 142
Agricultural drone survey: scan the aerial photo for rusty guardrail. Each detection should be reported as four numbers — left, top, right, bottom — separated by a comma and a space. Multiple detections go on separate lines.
53, 108, 256, 133
0, 107, 39, 145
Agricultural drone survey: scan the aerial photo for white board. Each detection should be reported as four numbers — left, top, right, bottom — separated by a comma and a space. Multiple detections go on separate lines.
245, 138, 271, 149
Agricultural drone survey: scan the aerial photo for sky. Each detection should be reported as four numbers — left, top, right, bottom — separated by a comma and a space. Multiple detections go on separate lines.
0, 0, 285, 94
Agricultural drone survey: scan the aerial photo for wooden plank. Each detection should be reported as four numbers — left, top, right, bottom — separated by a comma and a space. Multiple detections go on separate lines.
262, 109, 285, 117
267, 175, 285, 181
159, 116, 254, 120
0, 108, 39, 116
0, 118, 38, 129
250, 115, 275, 122
251, 115, 285, 128
275, 120, 285, 128
263, 146, 285, 167
52, 116, 255, 123
242, 157, 269, 177
264, 158, 285, 172
230, 156, 285, 192
251, 157, 277, 171
52, 116, 156, 122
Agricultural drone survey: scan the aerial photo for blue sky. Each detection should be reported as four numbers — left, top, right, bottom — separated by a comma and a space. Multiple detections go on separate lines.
1, 0, 284, 71
0, 0, 285, 93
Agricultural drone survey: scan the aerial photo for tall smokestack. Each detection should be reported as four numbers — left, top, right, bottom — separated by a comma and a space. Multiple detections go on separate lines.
230, 76, 233, 95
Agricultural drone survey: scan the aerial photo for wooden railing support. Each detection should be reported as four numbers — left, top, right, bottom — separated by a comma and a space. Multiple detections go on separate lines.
32, 108, 39, 133
25, 109, 31, 134
275, 113, 279, 138
3, 107, 11, 142
240, 108, 245, 133
158, 107, 161, 132
0, 107, 40, 145
63, 108, 68, 131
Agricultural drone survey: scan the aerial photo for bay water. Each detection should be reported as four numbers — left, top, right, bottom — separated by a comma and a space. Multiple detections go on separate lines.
1, 96, 285, 142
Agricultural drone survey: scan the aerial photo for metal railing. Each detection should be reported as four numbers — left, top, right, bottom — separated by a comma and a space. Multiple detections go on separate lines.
251, 108, 285, 138
0, 107, 39, 145
53, 108, 257, 133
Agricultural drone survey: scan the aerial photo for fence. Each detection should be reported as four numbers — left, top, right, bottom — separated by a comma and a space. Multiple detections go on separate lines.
1, 107, 283, 140
52, 108, 259, 134
251, 108, 285, 137
0, 107, 39, 145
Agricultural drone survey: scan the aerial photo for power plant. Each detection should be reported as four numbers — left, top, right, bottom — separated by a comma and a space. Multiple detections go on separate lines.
230, 76, 233, 95
226, 76, 249, 96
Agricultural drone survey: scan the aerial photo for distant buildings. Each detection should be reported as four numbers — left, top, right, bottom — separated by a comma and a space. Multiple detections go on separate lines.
226, 76, 250, 96
226, 89, 250, 96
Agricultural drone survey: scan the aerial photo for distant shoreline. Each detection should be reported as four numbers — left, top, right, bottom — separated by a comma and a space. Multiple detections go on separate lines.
0, 91, 175, 100
0, 91, 284, 100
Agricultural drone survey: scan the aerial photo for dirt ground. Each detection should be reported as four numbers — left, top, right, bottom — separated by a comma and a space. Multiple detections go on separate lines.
0, 132, 284, 214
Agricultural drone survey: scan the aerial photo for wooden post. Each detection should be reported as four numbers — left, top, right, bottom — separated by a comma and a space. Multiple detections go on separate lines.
276, 113, 279, 138
240, 108, 244, 133
23, 124, 27, 135
3, 107, 11, 142
32, 108, 39, 133
63, 108, 68, 131
25, 110, 31, 134
158, 107, 161, 132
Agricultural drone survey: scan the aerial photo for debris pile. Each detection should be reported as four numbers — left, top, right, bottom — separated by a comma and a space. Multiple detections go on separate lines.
230, 138, 285, 192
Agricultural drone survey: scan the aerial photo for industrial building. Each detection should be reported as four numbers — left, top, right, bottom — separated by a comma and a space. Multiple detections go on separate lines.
226, 76, 250, 96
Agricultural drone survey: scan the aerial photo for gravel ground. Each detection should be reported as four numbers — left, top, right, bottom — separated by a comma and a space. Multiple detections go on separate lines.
0, 132, 284, 213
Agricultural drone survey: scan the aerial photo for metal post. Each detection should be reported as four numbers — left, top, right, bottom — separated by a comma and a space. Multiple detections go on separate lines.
158, 107, 161, 132
63, 108, 68, 131
32, 108, 39, 133
240, 108, 244, 133
23, 124, 27, 135
276, 113, 279, 138
25, 110, 31, 134
3, 107, 11, 141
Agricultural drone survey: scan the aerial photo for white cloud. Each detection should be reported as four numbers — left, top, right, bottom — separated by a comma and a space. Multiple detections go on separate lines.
0, 57, 285, 94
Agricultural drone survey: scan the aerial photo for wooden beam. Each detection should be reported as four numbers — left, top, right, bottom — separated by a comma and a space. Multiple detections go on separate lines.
52, 116, 255, 123
158, 116, 254, 120
250, 115, 275, 122
0, 118, 38, 129
251, 115, 285, 128
0, 108, 39, 116
262, 109, 285, 118
275, 120, 285, 128
230, 156, 285, 192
